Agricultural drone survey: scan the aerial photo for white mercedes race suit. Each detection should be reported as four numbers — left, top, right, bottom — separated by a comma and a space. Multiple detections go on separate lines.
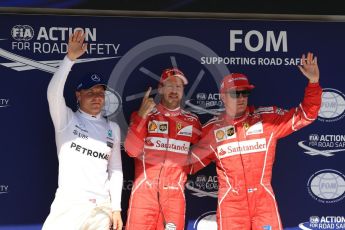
43, 56, 123, 230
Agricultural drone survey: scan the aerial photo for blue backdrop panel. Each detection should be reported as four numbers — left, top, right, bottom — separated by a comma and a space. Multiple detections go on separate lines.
0, 13, 344, 230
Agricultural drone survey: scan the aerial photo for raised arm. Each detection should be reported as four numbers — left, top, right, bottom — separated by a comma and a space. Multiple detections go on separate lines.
124, 87, 155, 157
47, 30, 88, 131
298, 52, 319, 83
269, 52, 322, 138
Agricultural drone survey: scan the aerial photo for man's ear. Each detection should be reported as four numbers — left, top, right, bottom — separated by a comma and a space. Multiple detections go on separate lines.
75, 91, 81, 102
158, 84, 163, 95
220, 93, 226, 103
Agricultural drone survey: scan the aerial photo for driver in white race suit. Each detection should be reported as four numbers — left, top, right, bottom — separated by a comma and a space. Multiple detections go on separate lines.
43, 30, 123, 230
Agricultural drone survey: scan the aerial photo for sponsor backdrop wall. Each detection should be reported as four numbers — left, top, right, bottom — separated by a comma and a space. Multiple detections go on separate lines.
0, 11, 344, 230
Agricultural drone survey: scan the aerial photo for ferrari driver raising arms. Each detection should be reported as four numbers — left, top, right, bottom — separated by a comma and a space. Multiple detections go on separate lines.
190, 52, 322, 230
124, 68, 202, 230
43, 30, 123, 230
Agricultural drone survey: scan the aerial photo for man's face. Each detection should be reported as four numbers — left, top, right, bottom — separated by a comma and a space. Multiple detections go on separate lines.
76, 85, 105, 116
158, 76, 184, 109
221, 87, 250, 117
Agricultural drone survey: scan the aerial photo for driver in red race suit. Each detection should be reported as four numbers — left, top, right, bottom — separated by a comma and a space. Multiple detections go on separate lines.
124, 68, 202, 230
190, 52, 322, 230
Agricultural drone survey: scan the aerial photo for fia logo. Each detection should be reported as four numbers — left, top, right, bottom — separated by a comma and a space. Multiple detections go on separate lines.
196, 93, 207, 100
309, 216, 320, 224
11, 25, 34, 41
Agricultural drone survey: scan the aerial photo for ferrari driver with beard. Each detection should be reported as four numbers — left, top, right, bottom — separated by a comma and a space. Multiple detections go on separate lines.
124, 68, 201, 230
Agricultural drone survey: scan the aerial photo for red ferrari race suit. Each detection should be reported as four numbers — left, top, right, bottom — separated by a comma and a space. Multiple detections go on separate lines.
124, 103, 201, 230
190, 82, 322, 230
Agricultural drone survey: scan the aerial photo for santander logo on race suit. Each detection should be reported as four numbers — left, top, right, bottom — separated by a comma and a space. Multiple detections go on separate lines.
217, 138, 267, 158
145, 138, 155, 147
144, 137, 190, 155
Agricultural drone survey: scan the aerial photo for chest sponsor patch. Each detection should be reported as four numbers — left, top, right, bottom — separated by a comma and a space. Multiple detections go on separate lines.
214, 125, 236, 142
275, 108, 288, 115
73, 129, 88, 139
176, 122, 182, 131
246, 121, 264, 135
148, 121, 158, 132
107, 129, 113, 138
107, 129, 115, 141
70, 142, 110, 161
75, 123, 88, 132
144, 137, 190, 154
217, 138, 267, 158
148, 120, 169, 134
255, 107, 274, 114
177, 125, 193, 137
107, 141, 113, 148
